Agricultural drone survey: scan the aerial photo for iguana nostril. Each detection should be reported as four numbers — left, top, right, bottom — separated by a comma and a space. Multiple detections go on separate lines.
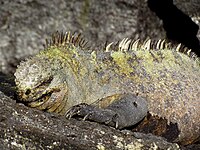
133, 101, 138, 107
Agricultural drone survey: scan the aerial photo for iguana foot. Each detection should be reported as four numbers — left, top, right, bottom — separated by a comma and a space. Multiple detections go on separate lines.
65, 103, 120, 128
65, 93, 148, 129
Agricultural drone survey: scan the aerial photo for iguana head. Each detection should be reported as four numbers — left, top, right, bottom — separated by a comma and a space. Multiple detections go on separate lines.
15, 56, 68, 113
14, 32, 90, 114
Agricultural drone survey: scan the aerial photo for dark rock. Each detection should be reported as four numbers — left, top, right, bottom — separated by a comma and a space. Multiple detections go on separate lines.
0, 90, 182, 149
0, 72, 16, 99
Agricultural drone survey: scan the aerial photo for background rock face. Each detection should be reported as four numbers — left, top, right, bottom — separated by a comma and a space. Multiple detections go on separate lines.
1, 0, 199, 74
0, 0, 165, 74
0, 90, 183, 150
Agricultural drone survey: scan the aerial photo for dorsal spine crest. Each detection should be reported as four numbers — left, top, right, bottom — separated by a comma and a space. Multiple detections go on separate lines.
105, 37, 199, 62
44, 31, 89, 49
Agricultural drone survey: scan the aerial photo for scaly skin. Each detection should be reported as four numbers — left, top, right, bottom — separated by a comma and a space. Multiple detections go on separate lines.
15, 32, 200, 145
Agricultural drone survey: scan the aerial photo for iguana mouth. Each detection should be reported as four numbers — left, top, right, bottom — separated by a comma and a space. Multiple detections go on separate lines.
27, 90, 54, 108
25, 83, 62, 109
27, 86, 68, 113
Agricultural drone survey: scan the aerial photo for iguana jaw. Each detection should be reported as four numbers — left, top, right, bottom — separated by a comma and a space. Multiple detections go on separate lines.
17, 75, 68, 113
26, 86, 59, 107
27, 86, 68, 114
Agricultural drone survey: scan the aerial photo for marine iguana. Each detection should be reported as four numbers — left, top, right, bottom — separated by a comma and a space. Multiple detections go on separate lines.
15, 31, 200, 145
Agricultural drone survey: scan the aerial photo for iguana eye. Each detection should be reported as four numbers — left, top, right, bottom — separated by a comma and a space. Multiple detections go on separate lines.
25, 89, 31, 95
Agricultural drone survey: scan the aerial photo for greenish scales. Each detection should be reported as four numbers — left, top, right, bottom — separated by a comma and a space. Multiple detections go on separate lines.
15, 31, 200, 145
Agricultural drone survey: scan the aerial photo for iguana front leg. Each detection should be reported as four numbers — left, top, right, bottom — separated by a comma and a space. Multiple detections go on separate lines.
65, 93, 148, 129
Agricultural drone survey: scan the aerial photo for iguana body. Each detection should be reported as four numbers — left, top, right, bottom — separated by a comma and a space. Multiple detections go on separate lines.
15, 32, 200, 145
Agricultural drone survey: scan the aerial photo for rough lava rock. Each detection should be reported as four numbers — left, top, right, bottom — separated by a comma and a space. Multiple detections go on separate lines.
0, 0, 164, 74
0, 89, 182, 150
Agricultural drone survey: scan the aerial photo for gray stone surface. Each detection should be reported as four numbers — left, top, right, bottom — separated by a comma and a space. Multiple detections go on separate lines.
0, 90, 181, 150
0, 0, 165, 74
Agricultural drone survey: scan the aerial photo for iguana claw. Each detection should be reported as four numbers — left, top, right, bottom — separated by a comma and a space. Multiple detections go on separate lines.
65, 103, 89, 119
